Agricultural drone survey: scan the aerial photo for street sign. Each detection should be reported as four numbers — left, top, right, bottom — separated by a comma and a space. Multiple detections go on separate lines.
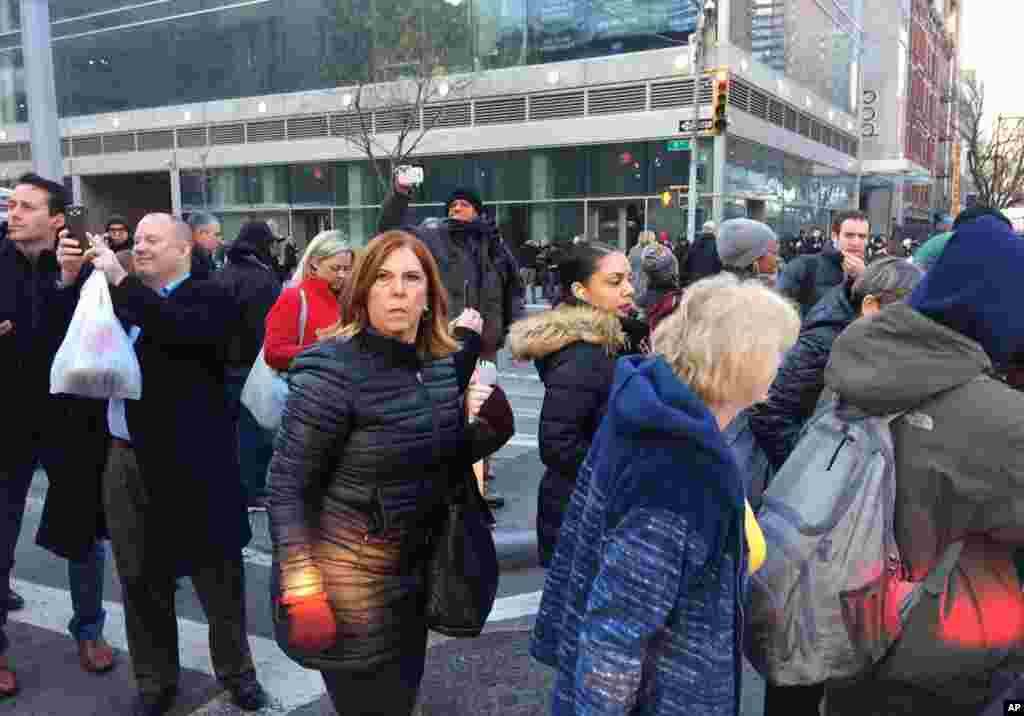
678, 118, 713, 134
667, 139, 691, 152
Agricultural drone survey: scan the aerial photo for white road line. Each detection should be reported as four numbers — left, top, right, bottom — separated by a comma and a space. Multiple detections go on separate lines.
7, 580, 542, 712
505, 435, 539, 448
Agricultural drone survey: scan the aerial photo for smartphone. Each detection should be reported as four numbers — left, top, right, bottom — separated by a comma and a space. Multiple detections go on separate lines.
395, 165, 424, 187
475, 360, 498, 387
65, 205, 90, 252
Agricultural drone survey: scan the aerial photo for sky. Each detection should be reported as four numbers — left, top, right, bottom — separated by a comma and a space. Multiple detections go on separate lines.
960, 0, 1021, 123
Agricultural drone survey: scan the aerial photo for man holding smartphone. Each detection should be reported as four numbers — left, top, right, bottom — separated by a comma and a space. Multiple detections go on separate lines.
379, 168, 525, 508
0, 173, 115, 697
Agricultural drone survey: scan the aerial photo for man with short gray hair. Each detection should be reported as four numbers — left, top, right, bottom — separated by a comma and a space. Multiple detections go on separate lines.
57, 213, 266, 716
187, 211, 222, 279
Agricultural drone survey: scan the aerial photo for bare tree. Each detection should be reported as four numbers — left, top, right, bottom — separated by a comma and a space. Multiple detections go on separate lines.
324, 0, 478, 196
959, 75, 1024, 210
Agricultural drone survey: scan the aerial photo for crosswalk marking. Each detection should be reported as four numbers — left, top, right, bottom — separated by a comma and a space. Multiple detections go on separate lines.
7, 579, 543, 712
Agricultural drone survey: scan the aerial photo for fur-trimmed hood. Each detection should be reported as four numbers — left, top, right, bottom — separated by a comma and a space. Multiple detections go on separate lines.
508, 303, 626, 362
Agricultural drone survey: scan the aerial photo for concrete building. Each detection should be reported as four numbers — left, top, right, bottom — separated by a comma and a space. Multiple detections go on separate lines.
859, 0, 960, 233
0, 1, 860, 250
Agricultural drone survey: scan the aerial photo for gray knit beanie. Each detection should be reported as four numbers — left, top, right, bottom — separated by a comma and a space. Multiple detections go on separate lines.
715, 218, 778, 268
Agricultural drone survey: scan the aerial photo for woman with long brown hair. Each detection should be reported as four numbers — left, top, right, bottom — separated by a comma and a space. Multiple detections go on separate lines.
266, 231, 514, 715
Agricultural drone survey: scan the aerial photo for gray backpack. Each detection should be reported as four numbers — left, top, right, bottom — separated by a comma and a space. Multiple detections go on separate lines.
744, 398, 961, 685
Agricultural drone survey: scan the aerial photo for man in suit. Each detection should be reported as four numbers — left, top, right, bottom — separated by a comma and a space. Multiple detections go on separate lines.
56, 214, 266, 716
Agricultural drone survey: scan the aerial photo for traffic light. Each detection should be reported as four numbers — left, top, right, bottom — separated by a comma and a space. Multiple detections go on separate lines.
712, 70, 729, 136
661, 190, 673, 208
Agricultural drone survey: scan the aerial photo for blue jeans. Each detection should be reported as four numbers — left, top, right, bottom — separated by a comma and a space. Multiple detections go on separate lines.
0, 451, 107, 653
224, 367, 275, 503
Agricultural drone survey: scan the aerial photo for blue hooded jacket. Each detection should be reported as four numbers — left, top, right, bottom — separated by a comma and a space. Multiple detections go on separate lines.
908, 215, 1024, 368
531, 354, 749, 716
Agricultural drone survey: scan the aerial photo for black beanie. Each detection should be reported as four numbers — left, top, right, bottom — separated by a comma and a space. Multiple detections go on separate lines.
105, 215, 130, 232
446, 188, 484, 217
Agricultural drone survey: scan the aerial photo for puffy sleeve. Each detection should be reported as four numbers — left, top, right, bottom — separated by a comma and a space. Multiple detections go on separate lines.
266, 346, 354, 600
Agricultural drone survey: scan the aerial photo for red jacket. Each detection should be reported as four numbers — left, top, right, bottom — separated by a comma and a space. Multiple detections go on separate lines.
264, 276, 341, 371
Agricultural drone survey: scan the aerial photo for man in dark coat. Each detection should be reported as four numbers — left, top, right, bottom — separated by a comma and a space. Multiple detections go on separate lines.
777, 210, 869, 318
681, 221, 722, 287
378, 180, 524, 361
216, 221, 282, 509
379, 176, 525, 508
0, 173, 115, 697
187, 211, 222, 279
57, 213, 266, 716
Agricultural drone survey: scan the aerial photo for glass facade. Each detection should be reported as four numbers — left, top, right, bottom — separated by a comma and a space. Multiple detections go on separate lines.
180, 138, 714, 248
731, 0, 862, 113
0, 0, 700, 121
723, 138, 855, 237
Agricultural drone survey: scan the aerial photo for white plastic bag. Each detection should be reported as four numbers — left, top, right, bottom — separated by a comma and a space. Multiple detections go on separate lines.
50, 271, 142, 400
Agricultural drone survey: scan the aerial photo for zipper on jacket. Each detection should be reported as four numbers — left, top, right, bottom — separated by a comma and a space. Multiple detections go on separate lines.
826, 434, 850, 471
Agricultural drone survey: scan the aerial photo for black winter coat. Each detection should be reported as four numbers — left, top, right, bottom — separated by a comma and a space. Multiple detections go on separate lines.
747, 280, 857, 471
508, 302, 635, 567
0, 233, 109, 561
776, 240, 846, 317
111, 275, 252, 576
216, 227, 282, 368
378, 191, 525, 357
681, 232, 721, 286
267, 329, 512, 670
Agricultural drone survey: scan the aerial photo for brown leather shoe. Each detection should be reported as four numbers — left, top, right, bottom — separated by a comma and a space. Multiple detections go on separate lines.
78, 638, 115, 673
0, 655, 17, 697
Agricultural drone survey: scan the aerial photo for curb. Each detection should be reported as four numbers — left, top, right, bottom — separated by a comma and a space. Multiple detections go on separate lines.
494, 527, 539, 570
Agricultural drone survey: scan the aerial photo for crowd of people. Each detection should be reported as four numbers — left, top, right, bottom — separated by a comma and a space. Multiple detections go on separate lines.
2, 163, 1024, 716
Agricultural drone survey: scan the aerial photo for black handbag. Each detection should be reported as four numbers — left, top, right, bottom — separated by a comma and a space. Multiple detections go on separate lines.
422, 467, 499, 637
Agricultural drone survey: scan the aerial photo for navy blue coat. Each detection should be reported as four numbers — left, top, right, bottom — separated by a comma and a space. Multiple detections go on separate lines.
111, 275, 251, 575
532, 355, 749, 716
748, 281, 857, 471
776, 241, 845, 317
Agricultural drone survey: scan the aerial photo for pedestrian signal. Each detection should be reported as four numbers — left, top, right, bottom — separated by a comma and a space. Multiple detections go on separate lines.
712, 71, 729, 136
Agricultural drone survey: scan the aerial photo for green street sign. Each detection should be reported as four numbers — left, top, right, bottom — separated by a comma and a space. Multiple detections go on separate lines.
667, 139, 691, 152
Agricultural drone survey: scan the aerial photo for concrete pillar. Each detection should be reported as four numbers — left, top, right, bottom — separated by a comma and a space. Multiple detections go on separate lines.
170, 166, 182, 218
0, 2, 17, 125
20, 0, 62, 182
530, 153, 551, 241
347, 164, 365, 245
617, 205, 627, 251
71, 174, 82, 205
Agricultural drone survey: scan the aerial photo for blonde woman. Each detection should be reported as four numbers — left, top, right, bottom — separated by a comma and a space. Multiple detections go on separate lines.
531, 273, 800, 716
264, 231, 354, 371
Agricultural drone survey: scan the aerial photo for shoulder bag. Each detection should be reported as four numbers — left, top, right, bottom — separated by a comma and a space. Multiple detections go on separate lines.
241, 288, 307, 432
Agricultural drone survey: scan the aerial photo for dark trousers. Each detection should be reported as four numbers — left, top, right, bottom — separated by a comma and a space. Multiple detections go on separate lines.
0, 436, 107, 653
764, 683, 825, 716
102, 441, 255, 695
320, 624, 429, 716
224, 366, 274, 503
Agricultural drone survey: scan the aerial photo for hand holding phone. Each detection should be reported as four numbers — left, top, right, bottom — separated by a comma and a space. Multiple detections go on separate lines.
394, 165, 424, 193
65, 206, 90, 253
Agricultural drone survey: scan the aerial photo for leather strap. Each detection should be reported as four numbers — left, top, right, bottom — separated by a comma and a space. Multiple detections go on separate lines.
297, 288, 308, 346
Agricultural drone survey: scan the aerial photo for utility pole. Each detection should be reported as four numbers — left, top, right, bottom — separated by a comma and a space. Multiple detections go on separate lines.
20, 0, 62, 183
687, 0, 716, 243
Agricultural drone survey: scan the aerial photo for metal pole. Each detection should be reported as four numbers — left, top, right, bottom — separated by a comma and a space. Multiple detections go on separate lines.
686, 6, 704, 243
20, 0, 62, 182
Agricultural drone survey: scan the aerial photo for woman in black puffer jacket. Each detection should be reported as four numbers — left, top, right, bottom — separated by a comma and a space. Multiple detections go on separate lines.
509, 243, 648, 567
266, 231, 514, 716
